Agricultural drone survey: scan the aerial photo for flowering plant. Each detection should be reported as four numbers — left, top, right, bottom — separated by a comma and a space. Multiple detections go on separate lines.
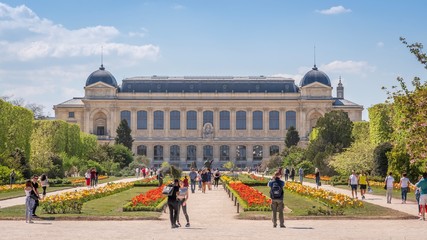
228, 181, 271, 211
305, 174, 331, 181
123, 185, 167, 212
0, 183, 26, 192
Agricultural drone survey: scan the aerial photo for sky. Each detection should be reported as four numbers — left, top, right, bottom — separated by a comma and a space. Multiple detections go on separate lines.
0, 1, 426, 120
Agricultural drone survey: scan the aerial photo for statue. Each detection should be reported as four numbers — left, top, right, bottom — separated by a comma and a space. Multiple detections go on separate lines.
203, 123, 214, 139
204, 159, 214, 169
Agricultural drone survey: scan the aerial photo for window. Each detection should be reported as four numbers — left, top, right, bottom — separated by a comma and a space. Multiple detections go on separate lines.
154, 145, 163, 161
253, 145, 263, 161
170, 111, 180, 130
236, 145, 246, 161
203, 111, 213, 126
68, 112, 75, 118
137, 111, 147, 129
220, 145, 229, 161
96, 126, 105, 135
253, 111, 263, 130
120, 110, 131, 127
203, 145, 213, 161
170, 145, 180, 161
154, 111, 164, 130
236, 111, 246, 130
269, 111, 279, 130
137, 145, 147, 156
270, 145, 280, 156
286, 111, 296, 129
187, 111, 197, 130
220, 111, 230, 130
187, 145, 197, 161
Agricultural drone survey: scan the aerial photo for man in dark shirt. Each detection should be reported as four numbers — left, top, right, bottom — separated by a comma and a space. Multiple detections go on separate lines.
189, 168, 197, 193
268, 173, 285, 228
31, 175, 40, 217
168, 179, 180, 228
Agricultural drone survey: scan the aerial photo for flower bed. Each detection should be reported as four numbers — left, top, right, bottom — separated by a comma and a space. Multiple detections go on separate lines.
133, 176, 159, 187
227, 181, 271, 211
305, 174, 331, 181
123, 185, 167, 212
285, 181, 363, 208
368, 180, 416, 191
238, 174, 269, 186
70, 175, 109, 185
0, 184, 26, 192
40, 182, 133, 214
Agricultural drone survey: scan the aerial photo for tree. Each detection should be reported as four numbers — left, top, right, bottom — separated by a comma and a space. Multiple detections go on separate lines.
329, 141, 375, 176
112, 144, 134, 169
372, 142, 392, 177
285, 126, 300, 148
223, 161, 235, 171
315, 111, 354, 150
115, 119, 133, 150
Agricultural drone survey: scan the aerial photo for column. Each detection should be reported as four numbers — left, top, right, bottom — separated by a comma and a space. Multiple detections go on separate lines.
213, 107, 219, 139
147, 107, 153, 139
164, 107, 170, 138
280, 107, 286, 141
181, 107, 186, 138
230, 108, 236, 138
247, 108, 252, 137
131, 107, 137, 133
263, 108, 269, 137
197, 107, 203, 138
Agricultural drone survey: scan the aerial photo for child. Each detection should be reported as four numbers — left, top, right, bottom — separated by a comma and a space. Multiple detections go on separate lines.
416, 188, 421, 216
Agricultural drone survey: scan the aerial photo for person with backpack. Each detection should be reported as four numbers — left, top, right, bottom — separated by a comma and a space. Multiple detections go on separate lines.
268, 172, 285, 228
167, 179, 181, 228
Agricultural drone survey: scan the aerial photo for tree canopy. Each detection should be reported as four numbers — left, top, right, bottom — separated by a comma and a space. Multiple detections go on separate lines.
115, 119, 134, 150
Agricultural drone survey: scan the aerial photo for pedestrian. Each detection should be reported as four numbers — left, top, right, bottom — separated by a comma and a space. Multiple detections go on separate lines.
399, 173, 411, 204
168, 179, 180, 228
289, 168, 295, 182
142, 167, 146, 178
201, 169, 209, 193
177, 180, 190, 228
348, 170, 358, 199
40, 174, 49, 199
10, 170, 16, 187
415, 172, 427, 221
385, 172, 395, 204
415, 187, 421, 216
358, 171, 369, 200
268, 172, 285, 228
197, 170, 202, 191
183, 175, 189, 188
157, 170, 164, 186
85, 170, 91, 188
24, 180, 37, 223
135, 167, 140, 178
284, 167, 289, 181
315, 168, 321, 189
207, 168, 212, 190
30, 175, 40, 218
213, 169, 221, 189
299, 167, 304, 184
189, 168, 197, 193
90, 168, 97, 188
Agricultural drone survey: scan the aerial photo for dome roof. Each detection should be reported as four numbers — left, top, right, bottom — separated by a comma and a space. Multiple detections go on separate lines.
300, 65, 331, 87
85, 65, 118, 87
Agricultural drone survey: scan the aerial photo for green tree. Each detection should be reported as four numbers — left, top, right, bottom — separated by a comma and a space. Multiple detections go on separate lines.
329, 141, 375, 176
368, 104, 392, 145
223, 161, 235, 171
112, 144, 134, 169
372, 142, 392, 177
115, 119, 134, 150
315, 110, 354, 151
285, 126, 300, 148
282, 146, 305, 167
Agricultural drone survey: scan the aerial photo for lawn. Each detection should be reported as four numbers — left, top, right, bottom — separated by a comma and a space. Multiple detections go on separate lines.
0, 186, 161, 220
236, 186, 414, 220
0, 186, 73, 201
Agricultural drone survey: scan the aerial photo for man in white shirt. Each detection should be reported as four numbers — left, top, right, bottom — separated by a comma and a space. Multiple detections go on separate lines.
385, 172, 395, 204
348, 170, 359, 199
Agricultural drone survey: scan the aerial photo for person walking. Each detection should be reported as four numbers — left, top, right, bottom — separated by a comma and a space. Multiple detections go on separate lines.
358, 171, 369, 200
315, 168, 321, 189
284, 167, 290, 181
197, 170, 202, 191
201, 169, 209, 193
189, 168, 197, 193
348, 170, 359, 199
177, 180, 190, 228
90, 168, 97, 188
168, 179, 180, 228
24, 180, 37, 223
157, 171, 164, 186
400, 173, 411, 204
299, 167, 304, 184
416, 172, 427, 220
289, 168, 295, 182
10, 170, 16, 187
268, 172, 285, 228
213, 169, 221, 189
30, 175, 40, 217
135, 167, 140, 178
40, 174, 49, 199
85, 170, 91, 188
385, 172, 395, 204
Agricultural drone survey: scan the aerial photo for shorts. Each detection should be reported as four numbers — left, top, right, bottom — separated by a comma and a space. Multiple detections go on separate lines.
360, 184, 367, 190
420, 194, 427, 205
351, 184, 358, 190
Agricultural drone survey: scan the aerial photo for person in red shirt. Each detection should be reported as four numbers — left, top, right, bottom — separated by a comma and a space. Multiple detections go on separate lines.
183, 176, 189, 187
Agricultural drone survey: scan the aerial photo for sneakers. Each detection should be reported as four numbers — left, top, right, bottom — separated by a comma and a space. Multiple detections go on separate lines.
280, 225, 286, 228
176, 222, 181, 227
273, 224, 277, 228
419, 217, 425, 221
362, 195, 365, 200
185, 223, 190, 227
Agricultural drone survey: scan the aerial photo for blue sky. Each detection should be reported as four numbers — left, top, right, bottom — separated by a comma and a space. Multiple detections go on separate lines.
0, 1, 426, 120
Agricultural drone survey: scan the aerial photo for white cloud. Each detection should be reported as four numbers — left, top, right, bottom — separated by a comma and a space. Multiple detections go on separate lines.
377, 41, 384, 48
129, 28, 148, 38
271, 73, 304, 82
316, 6, 351, 15
321, 60, 376, 74
0, 3, 160, 62
173, 4, 186, 10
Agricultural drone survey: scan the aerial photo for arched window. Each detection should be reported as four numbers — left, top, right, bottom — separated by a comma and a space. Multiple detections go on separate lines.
286, 111, 297, 129
270, 145, 280, 156
137, 111, 147, 129
253, 111, 263, 130
154, 111, 164, 130
236, 145, 246, 161
220, 111, 230, 130
170, 111, 180, 130
253, 145, 263, 161
220, 145, 229, 161
120, 110, 131, 127
203, 145, 213, 161
187, 145, 197, 161
203, 111, 213, 126
269, 111, 279, 130
187, 111, 197, 130
170, 145, 180, 161
154, 145, 163, 161
137, 145, 147, 156
236, 111, 246, 130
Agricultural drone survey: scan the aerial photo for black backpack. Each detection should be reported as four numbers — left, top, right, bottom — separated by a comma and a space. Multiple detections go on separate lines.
270, 181, 283, 199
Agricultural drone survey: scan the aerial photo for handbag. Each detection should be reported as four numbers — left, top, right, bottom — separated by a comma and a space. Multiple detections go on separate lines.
162, 185, 174, 196
383, 184, 387, 190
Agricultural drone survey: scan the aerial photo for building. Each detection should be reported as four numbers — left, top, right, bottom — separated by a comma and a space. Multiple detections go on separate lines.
54, 64, 363, 169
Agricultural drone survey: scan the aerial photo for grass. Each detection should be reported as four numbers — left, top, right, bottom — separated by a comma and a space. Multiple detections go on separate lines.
0, 186, 73, 201
236, 186, 414, 220
0, 186, 161, 220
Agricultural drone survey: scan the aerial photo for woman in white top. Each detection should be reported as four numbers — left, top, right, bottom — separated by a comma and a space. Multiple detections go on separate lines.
40, 174, 49, 199
24, 180, 37, 223
399, 173, 412, 204
385, 172, 395, 204
177, 180, 190, 227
